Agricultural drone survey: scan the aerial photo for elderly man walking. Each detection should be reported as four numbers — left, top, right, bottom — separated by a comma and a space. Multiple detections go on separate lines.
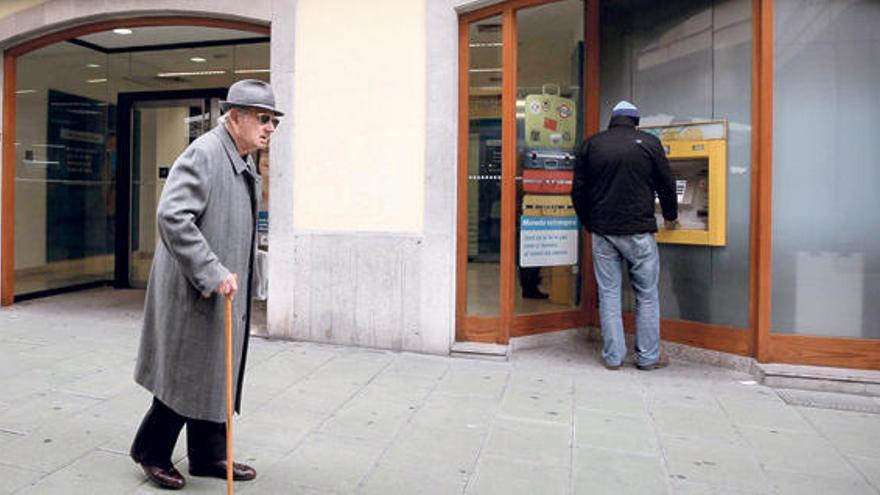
571, 101, 678, 371
130, 79, 282, 490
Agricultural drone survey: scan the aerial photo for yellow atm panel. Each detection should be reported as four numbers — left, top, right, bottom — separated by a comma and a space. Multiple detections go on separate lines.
641, 121, 727, 247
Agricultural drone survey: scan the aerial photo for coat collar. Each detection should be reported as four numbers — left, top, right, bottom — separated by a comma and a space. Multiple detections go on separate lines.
608, 115, 639, 129
214, 124, 257, 177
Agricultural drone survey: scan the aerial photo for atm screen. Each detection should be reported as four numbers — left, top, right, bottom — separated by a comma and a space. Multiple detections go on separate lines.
656, 158, 709, 231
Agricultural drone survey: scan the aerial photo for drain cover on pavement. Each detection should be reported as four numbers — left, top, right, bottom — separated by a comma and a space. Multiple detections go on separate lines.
775, 388, 880, 414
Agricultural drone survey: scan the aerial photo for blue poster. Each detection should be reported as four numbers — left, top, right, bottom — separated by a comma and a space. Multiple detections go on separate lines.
46, 90, 115, 262
519, 215, 579, 267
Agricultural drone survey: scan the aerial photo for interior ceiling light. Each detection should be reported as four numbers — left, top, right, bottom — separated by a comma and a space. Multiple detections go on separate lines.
157, 70, 226, 78
87, 63, 101, 68
190, 57, 207, 63
113, 28, 133, 35
469, 42, 503, 48
87, 78, 108, 83
234, 69, 270, 74
16, 89, 37, 94
468, 68, 502, 73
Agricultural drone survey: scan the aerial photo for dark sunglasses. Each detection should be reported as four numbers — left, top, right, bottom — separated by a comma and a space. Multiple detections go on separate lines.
255, 112, 281, 128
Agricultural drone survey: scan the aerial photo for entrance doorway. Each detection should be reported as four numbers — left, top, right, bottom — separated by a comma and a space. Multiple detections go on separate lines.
456, 0, 595, 344
116, 90, 225, 288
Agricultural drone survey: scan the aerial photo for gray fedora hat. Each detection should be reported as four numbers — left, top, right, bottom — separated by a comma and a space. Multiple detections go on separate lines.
220, 79, 284, 116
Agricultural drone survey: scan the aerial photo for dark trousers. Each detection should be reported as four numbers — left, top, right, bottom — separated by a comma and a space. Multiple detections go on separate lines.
130, 397, 225, 469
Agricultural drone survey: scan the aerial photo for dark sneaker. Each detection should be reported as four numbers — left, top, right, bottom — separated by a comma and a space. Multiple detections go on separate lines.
635, 356, 668, 371
604, 362, 622, 370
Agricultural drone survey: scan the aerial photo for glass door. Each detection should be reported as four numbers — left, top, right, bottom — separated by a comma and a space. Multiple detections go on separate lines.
458, 0, 591, 344
514, 0, 585, 316
129, 97, 220, 287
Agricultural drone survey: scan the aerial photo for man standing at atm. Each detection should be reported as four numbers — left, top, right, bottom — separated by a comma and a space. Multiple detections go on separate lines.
571, 101, 678, 371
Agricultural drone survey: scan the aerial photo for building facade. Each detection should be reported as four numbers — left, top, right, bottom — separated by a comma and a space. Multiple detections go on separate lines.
0, 0, 877, 369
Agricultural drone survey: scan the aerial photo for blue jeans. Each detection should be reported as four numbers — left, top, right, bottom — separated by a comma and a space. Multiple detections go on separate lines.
591, 233, 660, 367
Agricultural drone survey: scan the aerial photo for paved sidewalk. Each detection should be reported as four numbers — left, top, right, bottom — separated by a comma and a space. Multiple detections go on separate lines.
1, 288, 879, 494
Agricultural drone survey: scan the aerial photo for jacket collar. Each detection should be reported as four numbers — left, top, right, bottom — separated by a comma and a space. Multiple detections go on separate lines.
214, 124, 255, 176
608, 115, 639, 129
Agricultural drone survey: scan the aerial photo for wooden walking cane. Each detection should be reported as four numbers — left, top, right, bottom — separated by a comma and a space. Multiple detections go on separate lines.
224, 293, 234, 495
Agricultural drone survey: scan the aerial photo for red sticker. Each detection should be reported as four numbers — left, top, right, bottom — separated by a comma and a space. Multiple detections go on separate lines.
544, 118, 558, 131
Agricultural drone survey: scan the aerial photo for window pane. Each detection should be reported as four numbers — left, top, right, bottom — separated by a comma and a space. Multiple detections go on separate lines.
600, 0, 752, 328
466, 15, 504, 316
14, 43, 114, 294
771, 0, 880, 338
515, 0, 584, 314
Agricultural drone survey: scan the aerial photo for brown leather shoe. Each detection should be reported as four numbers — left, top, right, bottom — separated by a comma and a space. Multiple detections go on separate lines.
139, 463, 186, 490
189, 460, 257, 481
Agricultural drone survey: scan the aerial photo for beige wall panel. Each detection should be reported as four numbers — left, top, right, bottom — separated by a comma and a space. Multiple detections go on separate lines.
292, 0, 426, 232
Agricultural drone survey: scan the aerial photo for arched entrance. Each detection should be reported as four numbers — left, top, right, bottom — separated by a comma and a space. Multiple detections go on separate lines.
1, 16, 270, 305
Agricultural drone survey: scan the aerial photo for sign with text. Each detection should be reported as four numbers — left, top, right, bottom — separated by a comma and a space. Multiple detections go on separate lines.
519, 215, 579, 267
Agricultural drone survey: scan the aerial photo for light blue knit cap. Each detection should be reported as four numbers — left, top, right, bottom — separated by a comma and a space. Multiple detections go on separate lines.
611, 100, 639, 119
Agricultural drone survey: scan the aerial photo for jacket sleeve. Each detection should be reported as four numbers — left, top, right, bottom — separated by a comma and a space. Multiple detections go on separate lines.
156, 146, 229, 297
571, 139, 592, 230
650, 138, 678, 221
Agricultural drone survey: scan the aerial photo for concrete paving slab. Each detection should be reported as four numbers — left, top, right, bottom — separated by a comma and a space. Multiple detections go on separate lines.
410, 396, 499, 433
847, 455, 880, 490
497, 385, 572, 424
359, 457, 469, 495
466, 455, 569, 495
0, 416, 128, 474
433, 367, 510, 400
575, 408, 658, 455
0, 464, 44, 495
482, 416, 571, 466
764, 469, 877, 495
575, 386, 650, 418
15, 449, 142, 495
317, 399, 414, 443
716, 396, 816, 432
667, 480, 759, 494
651, 403, 742, 443
573, 447, 669, 494
0, 390, 104, 434
387, 423, 486, 468
254, 434, 386, 493
738, 425, 859, 479
660, 435, 769, 492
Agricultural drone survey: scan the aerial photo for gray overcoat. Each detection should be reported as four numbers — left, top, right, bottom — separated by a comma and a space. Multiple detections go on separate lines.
134, 124, 260, 423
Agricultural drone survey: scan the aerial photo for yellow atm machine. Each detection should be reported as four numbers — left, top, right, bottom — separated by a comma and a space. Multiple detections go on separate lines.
640, 120, 728, 246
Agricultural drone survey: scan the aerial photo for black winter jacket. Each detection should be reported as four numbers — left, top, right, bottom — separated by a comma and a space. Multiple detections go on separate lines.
571, 116, 678, 235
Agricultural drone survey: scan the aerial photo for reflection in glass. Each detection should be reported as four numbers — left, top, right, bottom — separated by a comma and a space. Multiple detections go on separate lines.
515, 0, 584, 314
771, 0, 880, 338
600, 0, 752, 328
466, 16, 503, 316
14, 43, 115, 295
12, 29, 269, 297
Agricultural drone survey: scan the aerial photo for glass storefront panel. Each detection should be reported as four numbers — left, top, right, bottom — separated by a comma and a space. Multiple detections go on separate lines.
771, 0, 880, 339
600, 0, 752, 328
12, 28, 269, 297
14, 43, 114, 294
466, 15, 503, 316
514, 0, 584, 314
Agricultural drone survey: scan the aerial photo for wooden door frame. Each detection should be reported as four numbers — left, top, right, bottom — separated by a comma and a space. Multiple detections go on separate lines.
1, 16, 269, 306
456, 0, 597, 344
